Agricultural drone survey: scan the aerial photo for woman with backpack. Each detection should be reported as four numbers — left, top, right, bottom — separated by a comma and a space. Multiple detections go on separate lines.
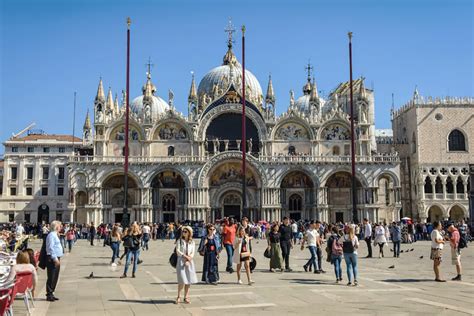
120, 223, 142, 278
267, 223, 283, 272
328, 226, 343, 283
342, 225, 359, 286
110, 225, 122, 265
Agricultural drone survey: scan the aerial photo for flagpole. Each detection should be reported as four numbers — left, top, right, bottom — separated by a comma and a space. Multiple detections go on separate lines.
241, 25, 247, 220
123, 17, 131, 228
348, 32, 358, 224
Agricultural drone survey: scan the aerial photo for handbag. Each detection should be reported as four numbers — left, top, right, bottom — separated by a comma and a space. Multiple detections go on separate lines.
264, 247, 272, 259
169, 247, 178, 268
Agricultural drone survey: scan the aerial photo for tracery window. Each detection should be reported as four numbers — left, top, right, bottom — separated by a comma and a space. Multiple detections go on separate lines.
162, 194, 176, 212
448, 129, 466, 151
288, 194, 302, 211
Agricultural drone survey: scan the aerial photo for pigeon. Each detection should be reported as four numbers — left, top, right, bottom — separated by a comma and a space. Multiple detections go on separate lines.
388, 265, 395, 269
419, 256, 424, 259
400, 250, 404, 253
410, 249, 414, 252
88, 272, 94, 279
390, 249, 393, 252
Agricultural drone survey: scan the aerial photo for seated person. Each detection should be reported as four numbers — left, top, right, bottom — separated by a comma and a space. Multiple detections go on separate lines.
6, 250, 38, 297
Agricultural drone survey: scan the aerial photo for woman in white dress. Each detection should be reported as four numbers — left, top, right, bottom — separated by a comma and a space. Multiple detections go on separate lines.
374, 223, 387, 258
175, 226, 197, 304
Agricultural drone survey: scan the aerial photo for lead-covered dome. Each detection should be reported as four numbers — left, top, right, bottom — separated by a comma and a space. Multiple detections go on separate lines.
197, 44, 263, 111
130, 75, 169, 120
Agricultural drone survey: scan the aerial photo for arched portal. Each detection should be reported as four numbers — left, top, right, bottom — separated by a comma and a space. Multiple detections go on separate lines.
325, 172, 363, 223
75, 191, 88, 224
449, 205, 465, 221
427, 205, 443, 223
151, 170, 185, 223
102, 174, 139, 224
205, 113, 260, 154
37, 204, 50, 224
281, 171, 314, 221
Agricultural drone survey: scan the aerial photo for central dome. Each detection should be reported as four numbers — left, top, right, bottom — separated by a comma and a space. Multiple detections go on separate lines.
197, 45, 263, 111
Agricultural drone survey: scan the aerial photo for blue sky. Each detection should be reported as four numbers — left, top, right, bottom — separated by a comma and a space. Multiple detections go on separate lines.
1, 0, 472, 154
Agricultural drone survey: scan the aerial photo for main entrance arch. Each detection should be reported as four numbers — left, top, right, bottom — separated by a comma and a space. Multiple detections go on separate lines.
151, 170, 186, 223
102, 173, 139, 224
280, 170, 315, 220
325, 171, 363, 223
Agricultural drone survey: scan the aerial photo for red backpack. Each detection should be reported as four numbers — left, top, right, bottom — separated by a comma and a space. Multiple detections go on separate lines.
332, 237, 343, 256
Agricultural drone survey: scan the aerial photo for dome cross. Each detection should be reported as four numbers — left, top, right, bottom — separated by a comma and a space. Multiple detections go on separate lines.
224, 18, 236, 48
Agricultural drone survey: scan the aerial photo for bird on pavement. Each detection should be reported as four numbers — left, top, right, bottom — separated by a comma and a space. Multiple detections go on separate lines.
410, 249, 414, 252
400, 250, 404, 253
388, 265, 395, 269
419, 256, 424, 259
88, 272, 94, 279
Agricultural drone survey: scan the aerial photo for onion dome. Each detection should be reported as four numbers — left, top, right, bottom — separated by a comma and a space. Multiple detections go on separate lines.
130, 73, 169, 120
197, 23, 263, 111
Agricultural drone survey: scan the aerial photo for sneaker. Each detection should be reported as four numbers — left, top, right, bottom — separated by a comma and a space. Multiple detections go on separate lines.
319, 270, 326, 274
354, 280, 358, 286
248, 280, 255, 285
314, 270, 321, 274
347, 282, 352, 286
303, 265, 308, 272
285, 268, 293, 272
336, 279, 340, 283
228, 268, 234, 274
451, 275, 462, 281
237, 279, 243, 284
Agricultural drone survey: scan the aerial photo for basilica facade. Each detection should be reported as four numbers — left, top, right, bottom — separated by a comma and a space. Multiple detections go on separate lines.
68, 33, 401, 225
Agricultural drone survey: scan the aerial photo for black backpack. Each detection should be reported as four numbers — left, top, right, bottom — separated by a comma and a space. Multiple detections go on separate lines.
458, 234, 468, 249
342, 236, 355, 254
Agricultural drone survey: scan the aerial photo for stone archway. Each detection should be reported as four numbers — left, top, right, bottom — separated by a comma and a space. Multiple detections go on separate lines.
280, 170, 314, 220
150, 170, 186, 223
427, 205, 444, 223
75, 191, 88, 224
449, 205, 465, 221
102, 174, 139, 224
325, 171, 363, 223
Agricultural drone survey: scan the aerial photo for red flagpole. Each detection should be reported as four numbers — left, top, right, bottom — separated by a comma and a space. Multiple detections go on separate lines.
348, 32, 358, 224
123, 17, 131, 227
241, 25, 247, 220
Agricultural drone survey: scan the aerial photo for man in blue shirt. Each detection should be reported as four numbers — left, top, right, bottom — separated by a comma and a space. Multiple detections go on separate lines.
46, 220, 64, 302
390, 222, 402, 258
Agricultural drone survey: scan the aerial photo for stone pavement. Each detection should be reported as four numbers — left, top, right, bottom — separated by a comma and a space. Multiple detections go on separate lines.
13, 237, 474, 316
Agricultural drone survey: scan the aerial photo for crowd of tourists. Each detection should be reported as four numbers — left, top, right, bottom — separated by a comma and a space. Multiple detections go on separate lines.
0, 217, 470, 307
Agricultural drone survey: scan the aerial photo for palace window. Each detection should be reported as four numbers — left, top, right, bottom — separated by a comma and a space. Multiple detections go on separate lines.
332, 146, 340, 156
43, 147, 50, 153
41, 187, 48, 196
58, 147, 66, 153
448, 129, 466, 151
11, 147, 18, 153
26, 167, 33, 180
26, 187, 33, 196
42, 167, 49, 180
424, 177, 433, 194
10, 187, 17, 196
288, 146, 296, 155
288, 194, 302, 211
446, 177, 454, 194
456, 177, 465, 193
10, 167, 17, 180
435, 177, 443, 194
27, 147, 34, 153
57, 187, 64, 196
168, 146, 175, 157
58, 167, 65, 180
162, 194, 176, 212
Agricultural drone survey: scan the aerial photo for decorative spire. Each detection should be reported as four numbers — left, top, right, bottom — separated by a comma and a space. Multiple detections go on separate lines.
413, 85, 419, 101
83, 109, 91, 129
223, 18, 238, 66
106, 87, 114, 110
359, 77, 367, 99
265, 74, 275, 105
188, 71, 198, 104
309, 77, 319, 102
95, 78, 105, 101
114, 93, 120, 114
303, 62, 313, 95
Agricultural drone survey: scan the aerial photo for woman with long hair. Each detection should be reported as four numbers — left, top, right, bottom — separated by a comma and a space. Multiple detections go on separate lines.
267, 223, 283, 272
110, 225, 122, 265
199, 223, 222, 284
374, 223, 387, 258
120, 223, 142, 278
176, 226, 198, 304
342, 226, 359, 286
65, 225, 76, 253
233, 226, 255, 285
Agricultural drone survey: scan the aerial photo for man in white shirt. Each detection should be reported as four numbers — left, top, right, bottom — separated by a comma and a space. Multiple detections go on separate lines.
141, 223, 151, 251
291, 221, 298, 244
363, 218, 373, 258
16, 223, 25, 236
430, 221, 446, 282
301, 221, 320, 273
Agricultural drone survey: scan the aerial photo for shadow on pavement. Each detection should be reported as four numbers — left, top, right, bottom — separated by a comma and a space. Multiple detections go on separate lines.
109, 299, 175, 305
381, 278, 434, 283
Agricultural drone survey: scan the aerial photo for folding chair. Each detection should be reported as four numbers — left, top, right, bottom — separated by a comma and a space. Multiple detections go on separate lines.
13, 271, 34, 315
0, 281, 16, 316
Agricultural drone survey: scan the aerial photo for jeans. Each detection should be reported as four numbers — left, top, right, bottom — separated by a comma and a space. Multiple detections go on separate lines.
142, 234, 150, 250
305, 246, 318, 271
280, 240, 291, 269
316, 247, 323, 271
393, 241, 400, 257
60, 237, 66, 250
224, 244, 233, 270
111, 242, 120, 263
66, 240, 73, 252
124, 249, 140, 275
343, 253, 358, 282
333, 255, 342, 280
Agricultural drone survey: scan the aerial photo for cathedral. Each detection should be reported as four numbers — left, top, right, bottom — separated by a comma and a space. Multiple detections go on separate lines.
68, 25, 402, 225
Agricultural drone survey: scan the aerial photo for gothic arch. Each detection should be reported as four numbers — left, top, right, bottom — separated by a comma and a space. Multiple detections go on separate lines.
150, 117, 193, 141
145, 166, 191, 188
447, 128, 468, 152
277, 167, 318, 188
106, 119, 145, 142
374, 171, 400, 187
448, 204, 467, 219
198, 151, 267, 188
318, 119, 351, 142
98, 169, 143, 189
425, 203, 445, 222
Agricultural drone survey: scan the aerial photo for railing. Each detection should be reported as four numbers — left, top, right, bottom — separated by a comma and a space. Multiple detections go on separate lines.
69, 154, 400, 164
456, 194, 466, 200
